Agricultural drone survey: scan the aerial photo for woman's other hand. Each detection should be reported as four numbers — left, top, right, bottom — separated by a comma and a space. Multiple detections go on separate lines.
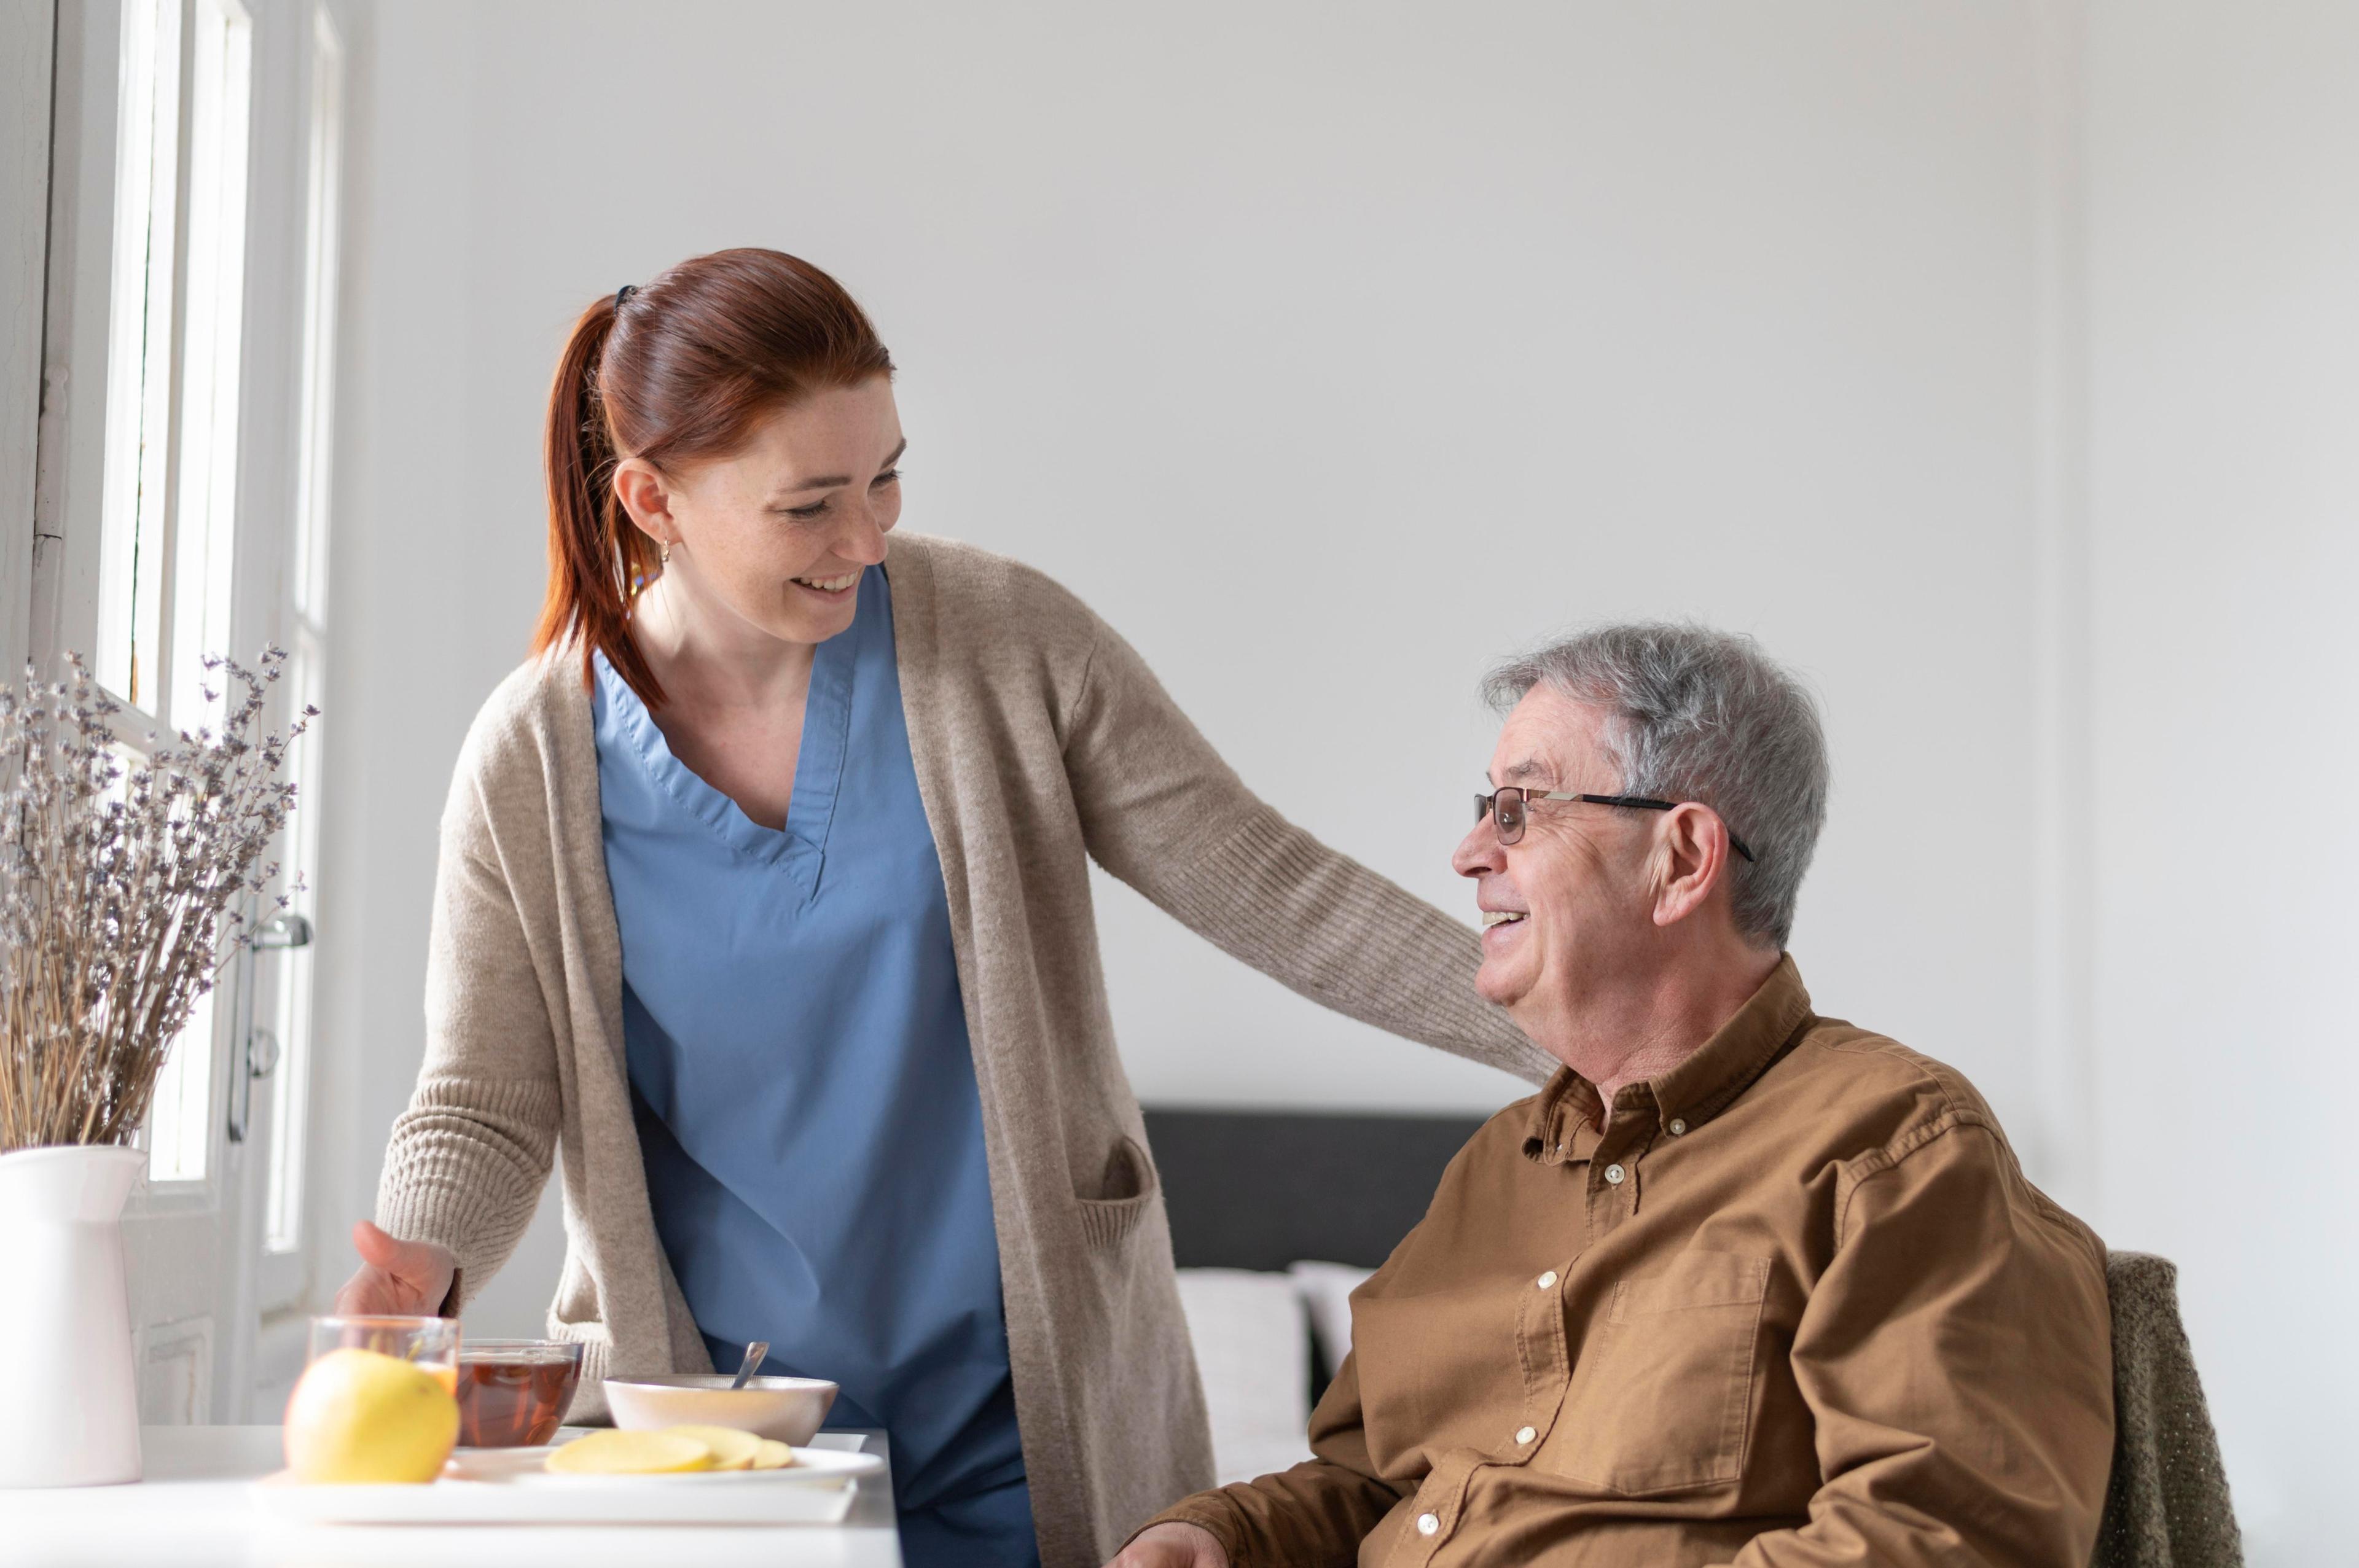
1108, 1522, 1229, 1568
333, 1220, 457, 1316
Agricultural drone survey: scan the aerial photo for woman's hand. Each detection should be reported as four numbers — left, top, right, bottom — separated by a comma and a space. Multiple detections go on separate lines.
333, 1220, 458, 1317
1108, 1523, 1229, 1568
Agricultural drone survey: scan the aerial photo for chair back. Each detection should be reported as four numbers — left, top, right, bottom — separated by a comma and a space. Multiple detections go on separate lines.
2092, 1251, 2244, 1568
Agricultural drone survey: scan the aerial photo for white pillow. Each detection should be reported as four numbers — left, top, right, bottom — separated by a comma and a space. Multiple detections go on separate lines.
1174, 1268, 1313, 1486
1289, 1260, 1375, 1380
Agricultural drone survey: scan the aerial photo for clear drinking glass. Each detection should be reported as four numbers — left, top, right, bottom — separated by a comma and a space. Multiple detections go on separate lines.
453, 1339, 585, 1447
305, 1314, 461, 1395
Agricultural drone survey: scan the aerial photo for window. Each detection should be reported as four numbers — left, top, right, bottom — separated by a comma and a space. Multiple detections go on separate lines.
264, 2, 343, 1257
167, 0, 254, 731
94, 0, 258, 1184
36, 0, 345, 1424
95, 0, 179, 712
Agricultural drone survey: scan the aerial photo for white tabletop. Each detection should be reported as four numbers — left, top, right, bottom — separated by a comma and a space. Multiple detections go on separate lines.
4, 1426, 904, 1567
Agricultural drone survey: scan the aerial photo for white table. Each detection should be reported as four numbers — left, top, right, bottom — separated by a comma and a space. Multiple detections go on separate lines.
6, 1426, 904, 1567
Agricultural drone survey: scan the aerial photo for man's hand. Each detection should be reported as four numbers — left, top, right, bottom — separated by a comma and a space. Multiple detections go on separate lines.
333, 1220, 458, 1316
1108, 1521, 1229, 1568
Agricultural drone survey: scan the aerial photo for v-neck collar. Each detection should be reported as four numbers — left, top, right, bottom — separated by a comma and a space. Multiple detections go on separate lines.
592, 568, 874, 891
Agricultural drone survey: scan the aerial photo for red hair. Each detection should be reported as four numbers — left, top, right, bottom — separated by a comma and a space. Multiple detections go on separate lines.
533, 248, 895, 706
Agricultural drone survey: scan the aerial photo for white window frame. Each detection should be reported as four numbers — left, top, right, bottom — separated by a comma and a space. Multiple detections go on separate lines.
254, 0, 342, 1313
0, 0, 53, 680
27, 0, 351, 1422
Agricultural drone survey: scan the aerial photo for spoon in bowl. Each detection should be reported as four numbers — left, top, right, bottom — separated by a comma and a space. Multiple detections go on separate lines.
729, 1340, 770, 1391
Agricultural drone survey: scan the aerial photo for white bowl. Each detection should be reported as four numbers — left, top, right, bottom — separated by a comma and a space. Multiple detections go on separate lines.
602, 1375, 840, 1445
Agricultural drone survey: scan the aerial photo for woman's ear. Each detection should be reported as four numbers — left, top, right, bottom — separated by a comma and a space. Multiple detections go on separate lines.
611, 456, 676, 548
1650, 803, 1731, 930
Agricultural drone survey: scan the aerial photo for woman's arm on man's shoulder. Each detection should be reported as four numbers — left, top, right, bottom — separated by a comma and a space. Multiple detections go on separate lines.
1060, 603, 1551, 1084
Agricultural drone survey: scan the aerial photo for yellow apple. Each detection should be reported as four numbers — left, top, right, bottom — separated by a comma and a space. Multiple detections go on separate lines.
284, 1348, 460, 1484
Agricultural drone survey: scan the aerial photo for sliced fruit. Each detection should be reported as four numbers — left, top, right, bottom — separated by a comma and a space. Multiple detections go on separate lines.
659, 1424, 764, 1471
284, 1348, 461, 1485
749, 1439, 794, 1470
545, 1429, 716, 1475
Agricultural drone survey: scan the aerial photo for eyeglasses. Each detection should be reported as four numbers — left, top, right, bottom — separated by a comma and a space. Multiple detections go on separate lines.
1474, 787, 1756, 862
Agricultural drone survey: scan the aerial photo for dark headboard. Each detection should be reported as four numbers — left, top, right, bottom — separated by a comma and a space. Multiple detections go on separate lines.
1142, 1107, 1489, 1273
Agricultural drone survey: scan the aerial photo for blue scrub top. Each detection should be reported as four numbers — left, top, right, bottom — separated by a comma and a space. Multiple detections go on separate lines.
592, 566, 1036, 1567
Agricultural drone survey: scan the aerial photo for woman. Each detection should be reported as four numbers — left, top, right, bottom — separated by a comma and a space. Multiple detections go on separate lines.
337, 248, 1547, 1567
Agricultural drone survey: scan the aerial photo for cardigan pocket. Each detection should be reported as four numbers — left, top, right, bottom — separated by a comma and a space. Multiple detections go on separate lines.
1074, 1134, 1160, 1248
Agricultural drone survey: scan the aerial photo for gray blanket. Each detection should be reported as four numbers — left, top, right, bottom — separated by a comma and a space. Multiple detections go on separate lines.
2094, 1252, 2244, 1568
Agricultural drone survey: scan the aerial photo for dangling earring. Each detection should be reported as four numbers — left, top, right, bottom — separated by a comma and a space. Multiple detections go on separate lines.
660, 540, 672, 567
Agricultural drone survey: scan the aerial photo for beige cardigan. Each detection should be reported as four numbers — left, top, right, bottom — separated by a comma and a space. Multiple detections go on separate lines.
376, 532, 1551, 1565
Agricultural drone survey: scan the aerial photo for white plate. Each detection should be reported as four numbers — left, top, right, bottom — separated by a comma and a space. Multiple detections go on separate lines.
251, 1438, 885, 1525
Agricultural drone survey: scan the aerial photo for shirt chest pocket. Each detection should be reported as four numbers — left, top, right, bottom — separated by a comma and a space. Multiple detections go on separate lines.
1546, 1249, 1772, 1496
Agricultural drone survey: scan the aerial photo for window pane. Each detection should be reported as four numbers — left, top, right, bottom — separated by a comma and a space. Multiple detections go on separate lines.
147, 988, 215, 1184
125, 0, 258, 1185
167, 0, 254, 733
291, 4, 342, 627
96, 0, 179, 711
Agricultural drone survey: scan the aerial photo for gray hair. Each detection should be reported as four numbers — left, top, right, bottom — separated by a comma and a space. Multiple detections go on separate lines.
1482, 623, 1829, 950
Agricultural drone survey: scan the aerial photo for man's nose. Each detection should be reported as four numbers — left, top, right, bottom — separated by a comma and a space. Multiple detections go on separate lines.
1453, 816, 1504, 878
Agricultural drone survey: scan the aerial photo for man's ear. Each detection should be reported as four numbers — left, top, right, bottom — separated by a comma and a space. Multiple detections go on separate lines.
1651, 803, 1733, 929
612, 456, 675, 549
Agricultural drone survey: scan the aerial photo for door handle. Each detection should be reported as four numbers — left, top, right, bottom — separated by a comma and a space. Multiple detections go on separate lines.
227, 913, 314, 1143
252, 912, 313, 951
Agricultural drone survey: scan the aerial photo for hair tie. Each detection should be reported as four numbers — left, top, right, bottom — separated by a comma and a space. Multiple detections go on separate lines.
615, 284, 637, 309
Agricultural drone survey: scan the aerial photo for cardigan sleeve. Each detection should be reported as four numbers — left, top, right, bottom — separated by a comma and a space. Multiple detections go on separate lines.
374, 734, 565, 1308
1062, 607, 1553, 1085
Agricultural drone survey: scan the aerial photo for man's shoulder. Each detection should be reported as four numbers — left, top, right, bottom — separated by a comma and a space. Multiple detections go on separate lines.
1750, 1016, 2021, 1188
1783, 1016, 2004, 1147
1785, 1018, 2105, 1265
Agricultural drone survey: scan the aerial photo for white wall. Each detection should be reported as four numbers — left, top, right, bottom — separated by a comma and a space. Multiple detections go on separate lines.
316, 1, 2343, 1558
2083, 3, 2359, 1559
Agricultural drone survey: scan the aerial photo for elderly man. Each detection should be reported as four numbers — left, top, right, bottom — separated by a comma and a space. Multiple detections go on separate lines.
1115, 625, 2114, 1567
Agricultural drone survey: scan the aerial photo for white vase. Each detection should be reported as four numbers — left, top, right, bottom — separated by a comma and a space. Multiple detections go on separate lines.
0, 1145, 145, 1487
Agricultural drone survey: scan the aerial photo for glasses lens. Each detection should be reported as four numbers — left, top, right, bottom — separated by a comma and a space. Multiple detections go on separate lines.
1495, 789, 1525, 844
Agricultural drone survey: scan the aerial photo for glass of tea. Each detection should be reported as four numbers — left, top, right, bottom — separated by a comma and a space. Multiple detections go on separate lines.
305, 1314, 461, 1394
453, 1339, 585, 1448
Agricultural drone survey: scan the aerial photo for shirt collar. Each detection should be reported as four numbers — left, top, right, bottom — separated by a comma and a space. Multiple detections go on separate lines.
1522, 954, 1815, 1161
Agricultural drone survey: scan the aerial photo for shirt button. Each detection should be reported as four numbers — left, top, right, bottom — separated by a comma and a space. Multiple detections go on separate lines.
1604, 1163, 1626, 1184
1535, 1270, 1557, 1290
1417, 1512, 1441, 1537
1515, 1425, 1536, 1445
1667, 1118, 1687, 1136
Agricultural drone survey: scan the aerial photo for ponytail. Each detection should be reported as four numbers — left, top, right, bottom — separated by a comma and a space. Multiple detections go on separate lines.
533, 295, 667, 704
528, 251, 896, 709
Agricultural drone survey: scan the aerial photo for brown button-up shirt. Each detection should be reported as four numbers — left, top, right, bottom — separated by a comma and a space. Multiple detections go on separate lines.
1146, 958, 2114, 1567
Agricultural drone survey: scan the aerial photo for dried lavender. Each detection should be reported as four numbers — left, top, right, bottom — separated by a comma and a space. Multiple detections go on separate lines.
0, 650, 311, 1152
